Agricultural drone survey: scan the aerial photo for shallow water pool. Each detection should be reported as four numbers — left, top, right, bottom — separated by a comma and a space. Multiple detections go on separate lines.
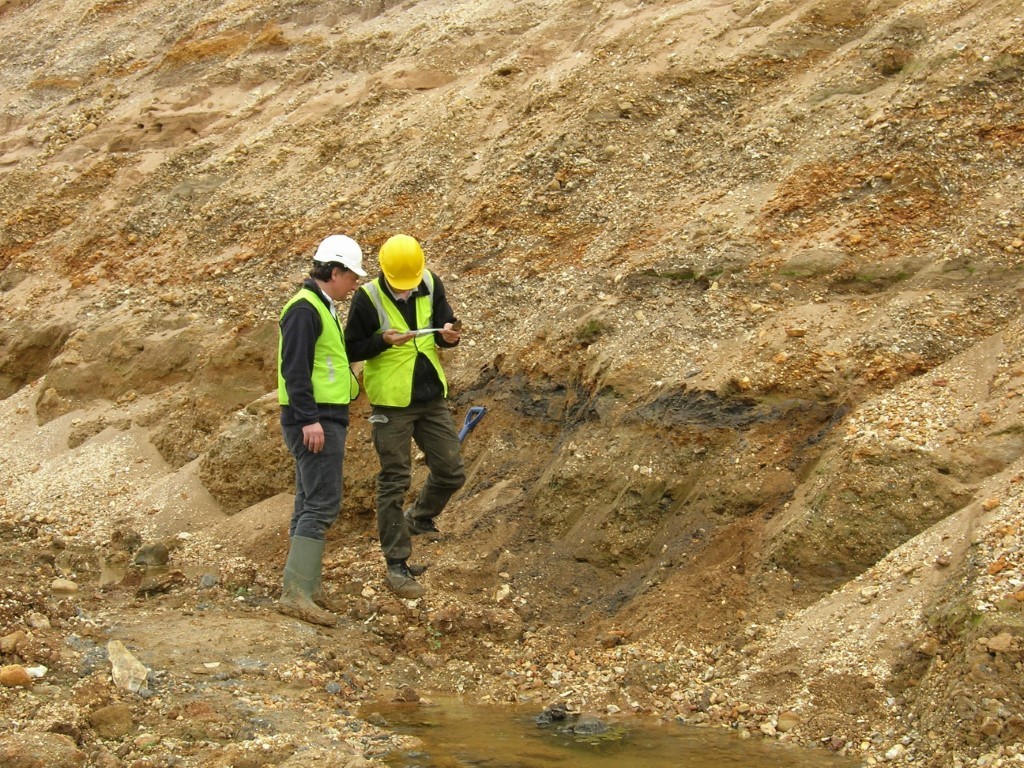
364, 697, 863, 768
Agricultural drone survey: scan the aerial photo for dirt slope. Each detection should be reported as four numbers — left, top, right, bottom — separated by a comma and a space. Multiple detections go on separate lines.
1, 0, 1024, 766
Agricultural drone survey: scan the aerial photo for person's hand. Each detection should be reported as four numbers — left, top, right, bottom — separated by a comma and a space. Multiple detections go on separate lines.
439, 322, 461, 344
302, 422, 325, 453
384, 329, 415, 346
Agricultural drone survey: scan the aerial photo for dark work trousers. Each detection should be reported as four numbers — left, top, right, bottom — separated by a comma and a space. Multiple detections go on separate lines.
372, 396, 466, 562
281, 420, 347, 541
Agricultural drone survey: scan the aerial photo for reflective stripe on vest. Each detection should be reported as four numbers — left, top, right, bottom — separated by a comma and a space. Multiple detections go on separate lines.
277, 287, 359, 405
360, 273, 448, 407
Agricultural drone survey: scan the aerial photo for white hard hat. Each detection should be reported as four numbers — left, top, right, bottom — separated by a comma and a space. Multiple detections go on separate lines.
313, 234, 367, 276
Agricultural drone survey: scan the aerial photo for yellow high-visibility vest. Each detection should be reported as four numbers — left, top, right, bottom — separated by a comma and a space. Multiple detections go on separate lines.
360, 272, 447, 407
277, 288, 359, 405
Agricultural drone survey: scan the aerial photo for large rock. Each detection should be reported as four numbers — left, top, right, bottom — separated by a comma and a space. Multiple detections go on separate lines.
0, 322, 72, 400
198, 393, 292, 514
0, 732, 86, 767
88, 704, 135, 739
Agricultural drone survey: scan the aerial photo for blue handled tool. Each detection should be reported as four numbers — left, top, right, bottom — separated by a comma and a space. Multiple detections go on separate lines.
458, 406, 487, 443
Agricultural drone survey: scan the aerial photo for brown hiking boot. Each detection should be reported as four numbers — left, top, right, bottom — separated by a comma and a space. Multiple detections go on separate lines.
404, 509, 443, 540
386, 561, 425, 599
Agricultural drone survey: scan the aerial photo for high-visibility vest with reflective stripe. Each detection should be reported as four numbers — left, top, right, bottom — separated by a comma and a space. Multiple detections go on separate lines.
360, 272, 447, 407
277, 288, 358, 405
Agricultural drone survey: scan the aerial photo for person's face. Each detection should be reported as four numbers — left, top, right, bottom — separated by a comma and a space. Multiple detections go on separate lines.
325, 266, 360, 301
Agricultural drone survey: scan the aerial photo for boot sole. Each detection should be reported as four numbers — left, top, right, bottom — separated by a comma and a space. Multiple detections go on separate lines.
278, 596, 337, 627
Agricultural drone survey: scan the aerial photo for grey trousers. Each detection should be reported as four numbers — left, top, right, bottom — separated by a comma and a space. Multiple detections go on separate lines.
372, 397, 466, 561
282, 420, 347, 541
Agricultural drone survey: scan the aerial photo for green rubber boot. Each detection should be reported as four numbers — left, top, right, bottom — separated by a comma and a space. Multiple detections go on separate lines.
311, 559, 345, 612
278, 536, 337, 627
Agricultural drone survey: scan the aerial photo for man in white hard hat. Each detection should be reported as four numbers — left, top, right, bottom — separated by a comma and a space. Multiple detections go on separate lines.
276, 234, 366, 626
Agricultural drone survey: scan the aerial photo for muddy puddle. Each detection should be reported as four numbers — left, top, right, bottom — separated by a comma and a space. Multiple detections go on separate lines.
363, 697, 862, 767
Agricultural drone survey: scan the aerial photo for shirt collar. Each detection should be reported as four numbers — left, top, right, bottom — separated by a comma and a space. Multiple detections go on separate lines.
307, 278, 337, 317
382, 276, 426, 302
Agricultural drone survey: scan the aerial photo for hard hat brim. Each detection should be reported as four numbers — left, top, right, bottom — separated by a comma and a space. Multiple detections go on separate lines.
385, 274, 423, 291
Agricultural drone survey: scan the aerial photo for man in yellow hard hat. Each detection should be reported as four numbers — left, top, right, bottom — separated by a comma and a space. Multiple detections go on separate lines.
277, 233, 366, 625
345, 234, 465, 599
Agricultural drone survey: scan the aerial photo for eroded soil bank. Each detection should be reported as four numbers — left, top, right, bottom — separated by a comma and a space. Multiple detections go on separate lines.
2, 0, 1024, 766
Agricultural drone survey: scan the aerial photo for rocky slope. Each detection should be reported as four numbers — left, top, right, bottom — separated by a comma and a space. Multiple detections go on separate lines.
1, 0, 1024, 766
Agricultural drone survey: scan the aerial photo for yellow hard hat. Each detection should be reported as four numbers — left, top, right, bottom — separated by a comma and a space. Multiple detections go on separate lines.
379, 234, 425, 291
